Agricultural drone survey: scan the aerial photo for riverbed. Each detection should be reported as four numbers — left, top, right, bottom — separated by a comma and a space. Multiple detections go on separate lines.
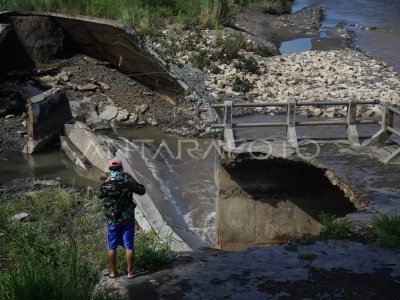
1, 0, 400, 248
284, 0, 400, 72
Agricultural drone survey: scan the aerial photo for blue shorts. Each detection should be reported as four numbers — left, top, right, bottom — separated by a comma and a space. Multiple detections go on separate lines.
107, 223, 135, 251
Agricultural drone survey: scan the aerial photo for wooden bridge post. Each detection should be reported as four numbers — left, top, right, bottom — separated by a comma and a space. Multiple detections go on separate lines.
362, 101, 394, 146
286, 99, 298, 148
223, 101, 235, 150
347, 98, 360, 146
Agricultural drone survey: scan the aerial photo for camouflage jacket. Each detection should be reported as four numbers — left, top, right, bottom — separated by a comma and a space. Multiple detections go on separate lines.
97, 177, 146, 226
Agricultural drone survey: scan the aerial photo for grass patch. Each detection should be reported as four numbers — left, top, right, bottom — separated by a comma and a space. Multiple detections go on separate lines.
295, 234, 315, 246
237, 0, 292, 14
0, 0, 290, 30
0, 187, 173, 299
319, 213, 353, 239
135, 230, 174, 272
35, 62, 59, 70
368, 214, 400, 248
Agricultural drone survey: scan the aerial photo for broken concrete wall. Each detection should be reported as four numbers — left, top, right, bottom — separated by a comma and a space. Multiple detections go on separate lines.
62, 121, 109, 171
216, 156, 356, 251
0, 23, 10, 44
23, 87, 73, 154
0, 11, 186, 95
11, 16, 66, 63
0, 23, 34, 72
27, 87, 72, 139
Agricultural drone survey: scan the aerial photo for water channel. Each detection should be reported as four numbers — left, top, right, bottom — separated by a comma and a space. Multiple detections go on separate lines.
1, 0, 399, 247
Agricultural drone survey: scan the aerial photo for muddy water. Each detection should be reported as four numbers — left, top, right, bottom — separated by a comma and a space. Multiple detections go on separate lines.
0, 150, 101, 188
284, 0, 400, 73
108, 127, 217, 245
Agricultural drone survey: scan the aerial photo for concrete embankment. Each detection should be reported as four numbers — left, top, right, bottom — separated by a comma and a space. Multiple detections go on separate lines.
61, 121, 206, 251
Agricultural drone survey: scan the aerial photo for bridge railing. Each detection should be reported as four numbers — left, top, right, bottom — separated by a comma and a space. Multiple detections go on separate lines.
211, 99, 400, 162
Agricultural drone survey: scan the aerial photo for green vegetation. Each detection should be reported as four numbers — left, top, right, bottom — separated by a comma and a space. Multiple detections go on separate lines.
0, 187, 173, 299
368, 214, 400, 248
237, 0, 292, 15
295, 234, 315, 245
152, 29, 274, 73
298, 252, 318, 261
319, 213, 353, 239
0, 0, 290, 30
35, 62, 59, 70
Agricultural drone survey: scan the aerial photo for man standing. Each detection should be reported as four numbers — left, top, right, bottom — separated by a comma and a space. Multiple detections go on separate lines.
97, 158, 145, 279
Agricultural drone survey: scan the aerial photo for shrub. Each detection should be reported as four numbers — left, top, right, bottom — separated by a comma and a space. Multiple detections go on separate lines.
0, 187, 174, 299
369, 214, 400, 248
232, 76, 252, 93
319, 213, 352, 239
134, 229, 174, 272
0, 235, 95, 300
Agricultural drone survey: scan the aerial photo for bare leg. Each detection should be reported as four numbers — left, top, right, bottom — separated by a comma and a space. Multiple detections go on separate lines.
126, 250, 135, 278
108, 250, 117, 278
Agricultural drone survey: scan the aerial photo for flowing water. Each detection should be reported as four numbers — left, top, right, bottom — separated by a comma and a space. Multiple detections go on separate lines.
282, 0, 400, 73
106, 127, 217, 245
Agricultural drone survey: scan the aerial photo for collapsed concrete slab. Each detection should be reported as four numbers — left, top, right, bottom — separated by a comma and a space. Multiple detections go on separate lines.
0, 23, 10, 44
27, 87, 72, 139
23, 87, 73, 154
0, 11, 187, 96
62, 121, 110, 172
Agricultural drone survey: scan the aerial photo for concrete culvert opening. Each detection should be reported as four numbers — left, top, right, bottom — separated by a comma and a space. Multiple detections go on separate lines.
216, 157, 357, 251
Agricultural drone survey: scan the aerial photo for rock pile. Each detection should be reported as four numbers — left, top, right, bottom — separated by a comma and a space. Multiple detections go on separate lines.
205, 50, 400, 117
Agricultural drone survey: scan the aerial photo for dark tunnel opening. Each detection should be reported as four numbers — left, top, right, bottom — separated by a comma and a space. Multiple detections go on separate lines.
217, 157, 357, 250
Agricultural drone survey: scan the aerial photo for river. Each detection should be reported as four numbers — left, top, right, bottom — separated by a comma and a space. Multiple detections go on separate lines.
283, 0, 400, 73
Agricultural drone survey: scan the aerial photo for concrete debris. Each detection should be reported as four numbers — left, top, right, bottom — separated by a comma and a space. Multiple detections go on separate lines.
115, 109, 130, 122
99, 105, 118, 121
56, 71, 71, 82
99, 82, 111, 90
138, 103, 150, 114
128, 113, 138, 124
33, 179, 60, 186
77, 82, 98, 92
11, 212, 30, 222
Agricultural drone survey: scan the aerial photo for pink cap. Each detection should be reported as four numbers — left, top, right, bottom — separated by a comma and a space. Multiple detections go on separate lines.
108, 158, 122, 168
